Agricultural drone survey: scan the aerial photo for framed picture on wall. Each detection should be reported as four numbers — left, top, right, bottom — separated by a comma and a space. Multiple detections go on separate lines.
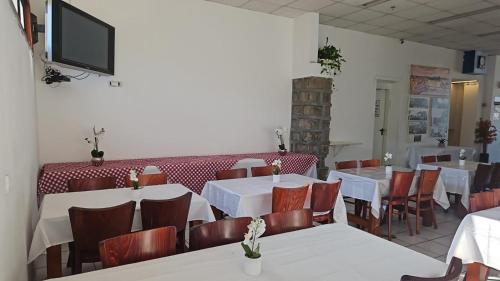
409, 96, 429, 109
410, 65, 451, 96
430, 97, 450, 137
408, 108, 428, 121
409, 121, 428, 135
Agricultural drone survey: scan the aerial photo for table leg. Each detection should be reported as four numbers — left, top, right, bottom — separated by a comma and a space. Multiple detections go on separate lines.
368, 213, 380, 235
47, 245, 62, 279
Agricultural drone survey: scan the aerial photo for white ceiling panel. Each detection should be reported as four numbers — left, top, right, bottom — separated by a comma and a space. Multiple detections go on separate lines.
205, 0, 500, 54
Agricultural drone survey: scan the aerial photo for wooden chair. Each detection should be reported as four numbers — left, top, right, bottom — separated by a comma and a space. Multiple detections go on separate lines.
124, 173, 168, 187
262, 209, 313, 236
381, 170, 415, 240
310, 181, 341, 224
400, 257, 462, 281
408, 168, 441, 234
360, 159, 380, 168
493, 188, 500, 206
469, 191, 496, 212
436, 154, 451, 162
272, 185, 309, 213
67, 177, 117, 192
465, 262, 491, 281
189, 217, 252, 251
68, 201, 136, 274
489, 163, 500, 189
471, 164, 493, 193
250, 166, 273, 177
140, 192, 192, 252
421, 155, 437, 163
99, 226, 176, 269
335, 160, 358, 170
216, 168, 247, 180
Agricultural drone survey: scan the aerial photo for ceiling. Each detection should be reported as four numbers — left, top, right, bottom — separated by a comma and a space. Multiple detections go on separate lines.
205, 0, 500, 55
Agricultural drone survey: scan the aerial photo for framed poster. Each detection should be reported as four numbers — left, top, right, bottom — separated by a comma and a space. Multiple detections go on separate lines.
410, 65, 451, 96
430, 97, 450, 138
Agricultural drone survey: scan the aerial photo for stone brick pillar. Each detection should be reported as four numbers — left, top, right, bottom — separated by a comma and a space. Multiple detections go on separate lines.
290, 77, 332, 180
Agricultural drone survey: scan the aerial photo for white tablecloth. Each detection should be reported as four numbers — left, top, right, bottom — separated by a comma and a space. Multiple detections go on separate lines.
232, 158, 317, 178
407, 145, 476, 169
50, 223, 447, 281
201, 174, 347, 224
418, 161, 478, 209
327, 167, 450, 218
447, 207, 500, 270
28, 184, 215, 263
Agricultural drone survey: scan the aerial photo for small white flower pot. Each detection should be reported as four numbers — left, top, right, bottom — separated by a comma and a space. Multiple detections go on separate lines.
243, 257, 262, 276
385, 166, 392, 177
459, 159, 465, 166
272, 174, 280, 183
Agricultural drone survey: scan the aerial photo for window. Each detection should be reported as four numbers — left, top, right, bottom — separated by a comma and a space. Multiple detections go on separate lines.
9, 0, 33, 47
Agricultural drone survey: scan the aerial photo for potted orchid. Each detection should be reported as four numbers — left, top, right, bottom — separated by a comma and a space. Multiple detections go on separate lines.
274, 127, 288, 156
384, 152, 393, 176
459, 149, 466, 166
84, 126, 106, 166
129, 170, 141, 196
241, 218, 266, 276
272, 159, 282, 183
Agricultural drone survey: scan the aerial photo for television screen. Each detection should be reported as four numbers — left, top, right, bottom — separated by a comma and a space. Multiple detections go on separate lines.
46, 0, 115, 75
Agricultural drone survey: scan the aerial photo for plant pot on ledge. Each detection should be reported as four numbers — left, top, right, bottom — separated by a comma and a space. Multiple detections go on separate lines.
479, 153, 489, 163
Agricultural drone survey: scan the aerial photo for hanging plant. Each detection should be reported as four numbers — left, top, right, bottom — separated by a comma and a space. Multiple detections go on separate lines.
317, 37, 345, 77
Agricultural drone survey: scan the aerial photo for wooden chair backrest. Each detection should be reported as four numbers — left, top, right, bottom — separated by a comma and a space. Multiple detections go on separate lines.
335, 160, 358, 170
400, 257, 462, 281
124, 173, 168, 187
360, 159, 380, 168
69, 201, 136, 261
469, 191, 496, 213
421, 155, 437, 163
272, 185, 309, 213
417, 168, 441, 197
436, 154, 451, 162
216, 168, 247, 180
310, 181, 341, 213
251, 166, 273, 177
68, 177, 117, 192
140, 192, 192, 231
389, 171, 415, 199
99, 226, 176, 268
472, 164, 494, 193
189, 217, 252, 251
262, 209, 313, 236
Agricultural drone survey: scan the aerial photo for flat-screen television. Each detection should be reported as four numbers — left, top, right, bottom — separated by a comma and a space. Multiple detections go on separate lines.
45, 0, 115, 75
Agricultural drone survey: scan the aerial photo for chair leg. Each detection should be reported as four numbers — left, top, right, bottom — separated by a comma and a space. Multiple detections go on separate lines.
387, 204, 393, 241
405, 202, 413, 236
430, 200, 438, 229
71, 250, 82, 275
416, 201, 421, 235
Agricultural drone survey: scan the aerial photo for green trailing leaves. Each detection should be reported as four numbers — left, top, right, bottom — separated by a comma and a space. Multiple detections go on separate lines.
317, 37, 345, 78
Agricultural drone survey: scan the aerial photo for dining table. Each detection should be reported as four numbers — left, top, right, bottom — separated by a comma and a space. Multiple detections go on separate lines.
418, 161, 479, 210
327, 166, 450, 233
48, 223, 448, 281
28, 184, 215, 279
406, 144, 476, 169
447, 206, 500, 271
201, 173, 347, 224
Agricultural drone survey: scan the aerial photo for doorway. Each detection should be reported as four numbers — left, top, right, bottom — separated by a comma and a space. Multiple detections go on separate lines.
448, 80, 479, 146
372, 88, 390, 161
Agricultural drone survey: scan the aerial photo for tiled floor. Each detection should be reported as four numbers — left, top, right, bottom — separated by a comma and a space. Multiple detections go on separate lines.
33, 206, 498, 281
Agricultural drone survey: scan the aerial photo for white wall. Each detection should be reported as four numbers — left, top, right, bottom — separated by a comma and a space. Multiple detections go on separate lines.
0, 2, 39, 281
319, 25, 484, 167
460, 83, 480, 147
33, 0, 293, 163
